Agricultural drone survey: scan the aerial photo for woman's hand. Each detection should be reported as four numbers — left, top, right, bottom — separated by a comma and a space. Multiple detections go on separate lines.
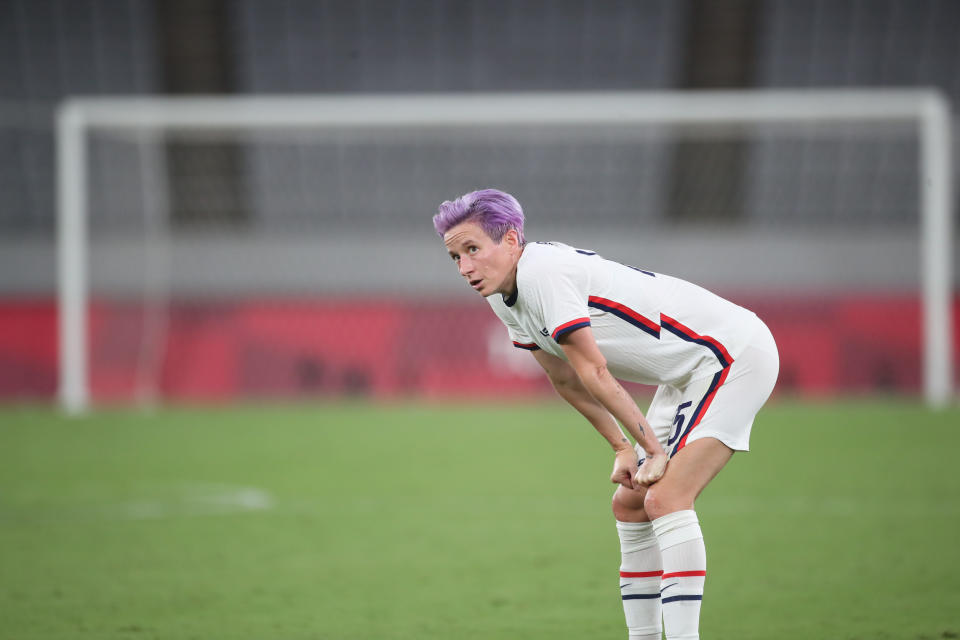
611, 447, 640, 490
635, 450, 668, 486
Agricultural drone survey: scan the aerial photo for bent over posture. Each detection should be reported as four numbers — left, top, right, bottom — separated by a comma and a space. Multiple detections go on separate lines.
434, 189, 779, 640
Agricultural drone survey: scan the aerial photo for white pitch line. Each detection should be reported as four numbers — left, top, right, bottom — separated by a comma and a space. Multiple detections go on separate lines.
111, 485, 274, 521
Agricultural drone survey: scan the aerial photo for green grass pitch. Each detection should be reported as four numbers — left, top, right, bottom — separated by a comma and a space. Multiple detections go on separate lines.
1, 399, 959, 639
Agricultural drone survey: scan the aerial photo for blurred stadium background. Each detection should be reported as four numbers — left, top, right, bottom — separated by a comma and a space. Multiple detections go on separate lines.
0, 0, 957, 407
2, 3, 960, 639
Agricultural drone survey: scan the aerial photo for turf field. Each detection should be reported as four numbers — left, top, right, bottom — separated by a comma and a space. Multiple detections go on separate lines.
1, 399, 958, 639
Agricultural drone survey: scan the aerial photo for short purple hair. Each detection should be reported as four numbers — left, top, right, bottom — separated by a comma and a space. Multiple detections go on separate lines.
433, 189, 525, 245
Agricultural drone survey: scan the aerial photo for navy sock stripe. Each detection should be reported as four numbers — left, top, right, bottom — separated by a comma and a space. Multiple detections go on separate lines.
621, 593, 661, 600
662, 595, 703, 604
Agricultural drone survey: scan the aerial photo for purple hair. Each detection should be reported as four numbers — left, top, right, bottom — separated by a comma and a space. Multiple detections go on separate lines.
433, 189, 525, 245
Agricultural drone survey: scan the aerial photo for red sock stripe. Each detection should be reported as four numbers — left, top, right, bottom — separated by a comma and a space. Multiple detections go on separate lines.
619, 570, 664, 578
662, 571, 706, 579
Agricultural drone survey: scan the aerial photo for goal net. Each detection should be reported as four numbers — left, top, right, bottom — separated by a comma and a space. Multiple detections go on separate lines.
57, 91, 955, 412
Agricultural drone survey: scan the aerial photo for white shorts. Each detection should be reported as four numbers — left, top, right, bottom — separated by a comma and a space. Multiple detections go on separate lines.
637, 320, 779, 461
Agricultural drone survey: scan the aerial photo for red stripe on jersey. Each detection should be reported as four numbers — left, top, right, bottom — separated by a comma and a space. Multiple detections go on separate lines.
660, 313, 734, 366
662, 571, 707, 579
551, 317, 591, 340
587, 295, 660, 334
620, 570, 664, 578
512, 341, 539, 350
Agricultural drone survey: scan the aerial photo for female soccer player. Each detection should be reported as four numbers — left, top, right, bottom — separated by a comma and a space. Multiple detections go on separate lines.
434, 189, 779, 640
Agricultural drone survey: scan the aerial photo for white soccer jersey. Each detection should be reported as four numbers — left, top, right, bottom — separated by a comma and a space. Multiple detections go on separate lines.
487, 241, 763, 387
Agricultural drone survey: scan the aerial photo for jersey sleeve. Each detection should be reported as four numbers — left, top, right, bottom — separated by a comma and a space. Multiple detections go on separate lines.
487, 296, 540, 351
506, 326, 540, 351
523, 250, 591, 343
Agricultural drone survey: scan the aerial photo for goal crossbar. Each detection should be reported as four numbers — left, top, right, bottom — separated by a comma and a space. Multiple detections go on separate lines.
56, 89, 955, 411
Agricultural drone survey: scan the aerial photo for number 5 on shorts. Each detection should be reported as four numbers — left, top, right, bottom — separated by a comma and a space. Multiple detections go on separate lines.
668, 401, 693, 447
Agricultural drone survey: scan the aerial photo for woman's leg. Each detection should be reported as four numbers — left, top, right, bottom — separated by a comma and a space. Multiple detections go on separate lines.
612, 484, 664, 640
643, 437, 734, 640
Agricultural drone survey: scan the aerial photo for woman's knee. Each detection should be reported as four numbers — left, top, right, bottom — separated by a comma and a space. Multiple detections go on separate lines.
612, 486, 648, 522
642, 484, 694, 521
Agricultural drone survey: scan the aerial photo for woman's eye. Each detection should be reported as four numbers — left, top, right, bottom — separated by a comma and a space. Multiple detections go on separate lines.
468, 246, 479, 254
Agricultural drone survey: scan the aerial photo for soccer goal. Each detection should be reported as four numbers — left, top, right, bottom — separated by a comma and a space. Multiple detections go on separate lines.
56, 90, 954, 412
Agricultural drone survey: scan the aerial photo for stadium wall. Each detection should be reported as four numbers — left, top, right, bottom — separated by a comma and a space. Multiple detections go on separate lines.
2, 296, 958, 402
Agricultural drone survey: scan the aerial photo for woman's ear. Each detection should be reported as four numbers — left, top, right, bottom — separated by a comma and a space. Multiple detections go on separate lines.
504, 228, 520, 250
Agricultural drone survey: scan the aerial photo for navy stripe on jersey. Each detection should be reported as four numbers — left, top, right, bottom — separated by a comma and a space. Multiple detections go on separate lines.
660, 314, 733, 368
622, 594, 661, 601
587, 296, 660, 339
552, 318, 591, 342
512, 341, 540, 351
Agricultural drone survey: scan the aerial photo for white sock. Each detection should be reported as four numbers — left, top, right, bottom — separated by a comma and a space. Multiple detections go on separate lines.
616, 520, 663, 640
652, 510, 706, 640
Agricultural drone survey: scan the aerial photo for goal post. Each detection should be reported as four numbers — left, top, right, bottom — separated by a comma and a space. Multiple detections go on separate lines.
56, 90, 955, 412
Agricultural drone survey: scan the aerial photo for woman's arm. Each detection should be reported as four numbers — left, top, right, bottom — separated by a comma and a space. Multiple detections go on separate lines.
531, 349, 640, 489
531, 348, 632, 453
555, 326, 668, 486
